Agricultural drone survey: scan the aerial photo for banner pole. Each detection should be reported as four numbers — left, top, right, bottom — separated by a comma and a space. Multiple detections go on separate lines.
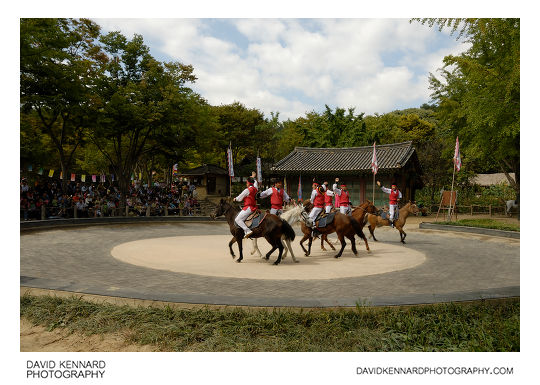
448, 164, 456, 221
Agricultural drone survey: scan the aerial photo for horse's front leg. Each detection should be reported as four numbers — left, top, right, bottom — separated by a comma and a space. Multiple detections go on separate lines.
320, 235, 326, 251
300, 233, 310, 256
228, 237, 237, 258
250, 238, 263, 258
284, 237, 298, 263
400, 228, 407, 244
368, 224, 378, 242
324, 234, 336, 250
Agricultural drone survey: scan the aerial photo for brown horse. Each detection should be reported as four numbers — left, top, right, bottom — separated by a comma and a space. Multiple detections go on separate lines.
210, 198, 296, 265
318, 201, 378, 251
299, 202, 371, 258
366, 201, 419, 244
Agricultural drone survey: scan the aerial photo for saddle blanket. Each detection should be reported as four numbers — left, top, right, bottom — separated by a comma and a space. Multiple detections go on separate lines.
379, 209, 398, 221
236, 211, 267, 230
314, 211, 336, 228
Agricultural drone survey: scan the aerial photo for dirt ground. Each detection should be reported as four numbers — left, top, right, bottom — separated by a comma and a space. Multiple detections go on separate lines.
20, 318, 157, 352
20, 214, 519, 352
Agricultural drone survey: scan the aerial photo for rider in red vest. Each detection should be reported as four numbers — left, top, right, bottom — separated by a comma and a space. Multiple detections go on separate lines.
307, 181, 325, 231
259, 180, 290, 215
333, 178, 352, 215
234, 172, 259, 238
377, 180, 402, 227
323, 181, 334, 214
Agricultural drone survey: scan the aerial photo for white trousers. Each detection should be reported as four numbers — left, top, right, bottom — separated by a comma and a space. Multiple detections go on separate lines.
325, 205, 332, 214
235, 207, 253, 232
270, 208, 282, 216
339, 205, 352, 215
389, 204, 398, 221
308, 207, 323, 226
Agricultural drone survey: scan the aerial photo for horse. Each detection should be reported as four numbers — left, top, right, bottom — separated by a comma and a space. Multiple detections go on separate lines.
210, 198, 296, 265
505, 200, 519, 217
297, 201, 371, 258
317, 201, 378, 251
249, 204, 301, 263
366, 201, 419, 244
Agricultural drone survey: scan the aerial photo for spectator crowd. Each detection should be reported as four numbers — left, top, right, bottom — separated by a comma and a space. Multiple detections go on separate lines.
20, 177, 200, 220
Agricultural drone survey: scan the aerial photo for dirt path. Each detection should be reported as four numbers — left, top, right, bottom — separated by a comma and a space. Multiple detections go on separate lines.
20, 318, 157, 352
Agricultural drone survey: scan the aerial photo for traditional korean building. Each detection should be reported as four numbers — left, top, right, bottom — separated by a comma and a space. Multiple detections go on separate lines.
180, 164, 229, 199
271, 141, 423, 207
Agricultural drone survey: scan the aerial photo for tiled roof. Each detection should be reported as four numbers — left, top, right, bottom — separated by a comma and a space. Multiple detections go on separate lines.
272, 141, 418, 174
471, 173, 515, 186
181, 164, 228, 176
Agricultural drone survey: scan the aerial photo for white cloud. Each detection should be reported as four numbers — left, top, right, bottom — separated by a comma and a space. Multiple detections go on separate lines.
94, 18, 469, 120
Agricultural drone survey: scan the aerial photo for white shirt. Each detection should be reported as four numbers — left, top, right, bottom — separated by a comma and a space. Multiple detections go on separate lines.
381, 186, 402, 200
234, 180, 258, 202
332, 183, 345, 196
260, 187, 290, 202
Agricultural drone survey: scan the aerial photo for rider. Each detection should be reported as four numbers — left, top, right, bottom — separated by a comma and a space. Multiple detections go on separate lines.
333, 178, 352, 215
308, 180, 325, 237
323, 181, 335, 214
233, 172, 259, 238
259, 179, 290, 216
377, 180, 402, 227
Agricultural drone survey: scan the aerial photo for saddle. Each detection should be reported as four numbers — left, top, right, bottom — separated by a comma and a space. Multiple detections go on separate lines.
379, 209, 398, 221
314, 211, 336, 228
237, 209, 267, 230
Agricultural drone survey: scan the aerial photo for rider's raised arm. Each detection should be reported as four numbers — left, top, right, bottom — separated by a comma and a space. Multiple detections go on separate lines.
332, 183, 342, 196
380, 186, 392, 194
259, 187, 273, 199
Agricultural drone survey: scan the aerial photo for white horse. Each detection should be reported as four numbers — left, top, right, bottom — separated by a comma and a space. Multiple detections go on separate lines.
505, 200, 519, 217
249, 205, 305, 263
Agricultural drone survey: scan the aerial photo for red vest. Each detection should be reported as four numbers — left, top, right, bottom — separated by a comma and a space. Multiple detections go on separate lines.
324, 191, 333, 206
270, 187, 284, 209
313, 190, 325, 208
334, 192, 340, 207
339, 190, 350, 206
243, 186, 258, 211
389, 189, 400, 205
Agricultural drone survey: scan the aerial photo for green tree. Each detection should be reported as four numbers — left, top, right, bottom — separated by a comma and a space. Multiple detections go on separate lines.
416, 18, 520, 198
20, 18, 103, 189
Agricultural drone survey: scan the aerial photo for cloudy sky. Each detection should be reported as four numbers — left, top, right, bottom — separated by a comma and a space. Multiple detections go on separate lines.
94, 18, 469, 121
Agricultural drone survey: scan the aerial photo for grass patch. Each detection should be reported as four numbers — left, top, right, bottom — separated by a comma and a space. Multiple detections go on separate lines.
21, 294, 519, 352
434, 218, 519, 232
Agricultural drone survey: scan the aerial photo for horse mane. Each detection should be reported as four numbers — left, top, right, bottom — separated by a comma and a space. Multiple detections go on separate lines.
281, 205, 302, 222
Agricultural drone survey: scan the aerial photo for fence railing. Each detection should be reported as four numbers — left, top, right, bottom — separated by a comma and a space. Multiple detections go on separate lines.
425, 204, 512, 216
21, 203, 207, 221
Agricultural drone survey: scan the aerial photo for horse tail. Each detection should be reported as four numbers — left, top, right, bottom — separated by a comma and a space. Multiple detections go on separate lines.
350, 217, 367, 240
281, 218, 296, 241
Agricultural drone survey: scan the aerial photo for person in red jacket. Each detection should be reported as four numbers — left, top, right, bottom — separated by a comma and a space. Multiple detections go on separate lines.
259, 180, 290, 215
234, 173, 259, 238
323, 181, 334, 214
377, 180, 402, 227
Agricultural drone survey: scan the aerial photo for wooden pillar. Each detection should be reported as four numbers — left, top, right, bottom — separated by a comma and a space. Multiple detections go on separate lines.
73, 206, 77, 218
146, 206, 151, 217
165, 206, 168, 216
41, 205, 46, 220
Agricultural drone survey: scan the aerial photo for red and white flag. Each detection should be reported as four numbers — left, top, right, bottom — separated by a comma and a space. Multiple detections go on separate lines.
371, 142, 378, 175
227, 142, 234, 177
453, 136, 462, 172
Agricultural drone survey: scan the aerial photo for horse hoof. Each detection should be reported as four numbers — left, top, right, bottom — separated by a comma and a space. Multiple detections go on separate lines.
334, 255, 340, 259
273, 261, 280, 266
294, 260, 300, 263
236, 259, 242, 263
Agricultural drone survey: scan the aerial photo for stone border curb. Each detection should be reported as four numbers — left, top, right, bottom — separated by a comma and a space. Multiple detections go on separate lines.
419, 222, 520, 239
20, 216, 226, 231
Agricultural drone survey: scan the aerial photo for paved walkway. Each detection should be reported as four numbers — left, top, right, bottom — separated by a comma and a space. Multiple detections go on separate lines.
20, 221, 520, 307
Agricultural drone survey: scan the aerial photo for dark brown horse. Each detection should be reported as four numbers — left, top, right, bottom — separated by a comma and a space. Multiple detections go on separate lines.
210, 198, 296, 265
318, 201, 378, 251
366, 201, 419, 244
299, 201, 371, 258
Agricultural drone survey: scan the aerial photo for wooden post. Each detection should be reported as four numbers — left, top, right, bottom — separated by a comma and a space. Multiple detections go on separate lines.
165, 206, 168, 216
126, 205, 129, 217
470, 205, 473, 215
73, 206, 77, 218
41, 205, 46, 220
146, 206, 151, 217
489, 204, 492, 217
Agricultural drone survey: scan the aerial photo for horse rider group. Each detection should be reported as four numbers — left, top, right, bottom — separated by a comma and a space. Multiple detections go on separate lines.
233, 171, 402, 238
